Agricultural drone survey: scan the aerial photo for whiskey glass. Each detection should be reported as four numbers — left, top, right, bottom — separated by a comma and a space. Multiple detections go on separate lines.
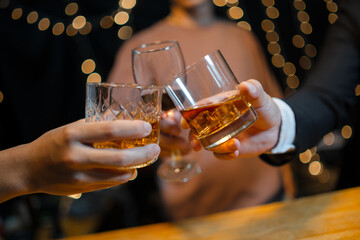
132, 40, 201, 182
165, 50, 258, 150
85, 82, 162, 169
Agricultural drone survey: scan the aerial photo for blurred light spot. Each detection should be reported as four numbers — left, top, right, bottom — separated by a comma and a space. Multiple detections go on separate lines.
328, 13, 338, 24
323, 132, 335, 146
65, 2, 78, 16
355, 84, 360, 96
11, 8, 22, 20
262, 0, 274, 7
52, 22, 65, 36
309, 161, 323, 176
300, 22, 312, 34
266, 6, 279, 19
305, 44, 317, 57
297, 10, 309, 22
213, 0, 227, 7
267, 42, 281, 55
292, 35, 304, 48
87, 72, 102, 83
79, 21, 92, 35
319, 169, 330, 183
68, 193, 82, 199
121, 0, 136, 9
38, 18, 50, 31
228, 7, 243, 20
100, 16, 114, 29
66, 24, 78, 36
341, 125, 352, 139
129, 169, 138, 180
326, 2, 338, 12
286, 75, 299, 89
299, 56, 312, 70
283, 62, 296, 75
118, 26, 133, 40
237, 21, 251, 31
266, 31, 279, 42
82, 59, 96, 74
261, 19, 274, 32
271, 54, 285, 68
0, 0, 10, 8
294, 0, 306, 11
27, 11, 38, 24
72, 15, 86, 29
299, 149, 312, 164
227, 0, 238, 4
114, 11, 129, 25
0, 91, 3, 103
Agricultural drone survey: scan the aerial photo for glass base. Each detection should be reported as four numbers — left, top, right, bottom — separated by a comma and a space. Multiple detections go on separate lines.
157, 159, 201, 183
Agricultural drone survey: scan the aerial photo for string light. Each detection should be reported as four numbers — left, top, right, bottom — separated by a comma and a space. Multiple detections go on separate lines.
341, 125, 352, 139
323, 132, 335, 146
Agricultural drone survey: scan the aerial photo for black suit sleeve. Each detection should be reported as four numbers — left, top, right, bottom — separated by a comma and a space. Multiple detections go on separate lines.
261, 0, 360, 166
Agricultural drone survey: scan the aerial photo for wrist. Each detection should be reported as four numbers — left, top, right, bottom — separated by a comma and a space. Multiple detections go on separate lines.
0, 144, 34, 203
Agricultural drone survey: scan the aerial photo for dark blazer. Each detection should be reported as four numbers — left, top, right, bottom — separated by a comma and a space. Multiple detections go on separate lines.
262, 0, 360, 189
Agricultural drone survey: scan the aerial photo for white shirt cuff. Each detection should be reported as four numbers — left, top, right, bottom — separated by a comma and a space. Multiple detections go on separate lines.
270, 98, 296, 154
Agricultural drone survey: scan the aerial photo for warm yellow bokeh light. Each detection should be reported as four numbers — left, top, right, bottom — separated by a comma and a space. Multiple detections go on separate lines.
271, 54, 285, 68
27, 11, 38, 24
52, 22, 65, 36
0, 91, 3, 103
66, 24, 78, 36
262, 0, 274, 7
118, 26, 133, 40
237, 21, 251, 31
283, 62, 296, 76
228, 7, 243, 20
11, 8, 22, 20
82, 59, 96, 74
326, 2, 338, 12
299, 56, 312, 70
72, 15, 86, 29
299, 149, 312, 164
266, 7, 279, 19
341, 125, 352, 139
309, 161, 323, 176
38, 18, 50, 31
286, 75, 299, 89
114, 11, 129, 25
65, 3, 78, 16
355, 84, 360, 96
267, 42, 281, 55
305, 44, 317, 57
266, 31, 279, 43
297, 11, 309, 22
323, 132, 335, 146
79, 22, 92, 35
87, 72, 102, 83
100, 16, 114, 29
292, 35, 305, 48
328, 13, 338, 24
213, 0, 227, 7
261, 19, 275, 32
121, 0, 136, 9
294, 0, 306, 11
300, 22, 312, 34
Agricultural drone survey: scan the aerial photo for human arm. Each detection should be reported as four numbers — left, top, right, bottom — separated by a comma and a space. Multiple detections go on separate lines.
0, 119, 160, 203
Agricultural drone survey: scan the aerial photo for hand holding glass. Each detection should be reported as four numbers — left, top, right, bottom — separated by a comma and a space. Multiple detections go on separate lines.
166, 50, 258, 150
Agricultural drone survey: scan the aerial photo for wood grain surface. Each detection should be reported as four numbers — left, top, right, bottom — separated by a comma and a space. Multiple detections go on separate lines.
62, 187, 360, 240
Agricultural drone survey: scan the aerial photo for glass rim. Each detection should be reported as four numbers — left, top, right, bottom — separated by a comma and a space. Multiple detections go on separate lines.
86, 82, 163, 90
172, 50, 223, 80
132, 40, 179, 54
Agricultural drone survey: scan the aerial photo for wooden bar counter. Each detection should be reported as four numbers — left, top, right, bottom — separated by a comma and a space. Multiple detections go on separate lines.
63, 187, 360, 239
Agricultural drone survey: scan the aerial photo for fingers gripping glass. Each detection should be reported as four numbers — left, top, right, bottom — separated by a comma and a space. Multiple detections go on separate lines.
132, 40, 201, 183
166, 50, 258, 150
